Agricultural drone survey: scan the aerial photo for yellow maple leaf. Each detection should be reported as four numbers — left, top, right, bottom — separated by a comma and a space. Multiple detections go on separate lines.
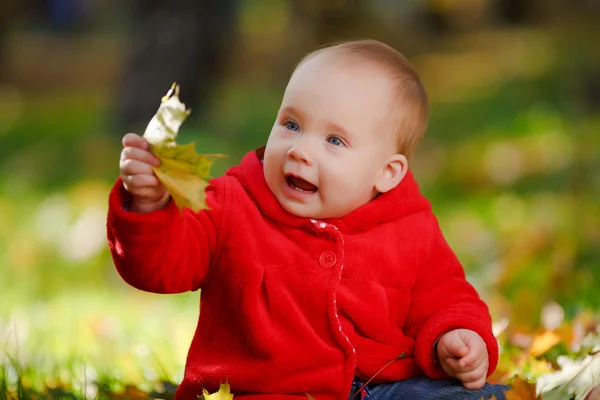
528, 330, 561, 357
200, 387, 318, 399
143, 83, 226, 212
505, 377, 539, 400
201, 383, 234, 400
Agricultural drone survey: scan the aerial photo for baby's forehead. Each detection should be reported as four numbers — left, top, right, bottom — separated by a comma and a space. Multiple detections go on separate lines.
290, 54, 399, 102
291, 58, 395, 102
300, 50, 393, 76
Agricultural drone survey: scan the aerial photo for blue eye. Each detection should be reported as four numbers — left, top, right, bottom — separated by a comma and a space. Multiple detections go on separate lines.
285, 121, 300, 132
327, 136, 344, 146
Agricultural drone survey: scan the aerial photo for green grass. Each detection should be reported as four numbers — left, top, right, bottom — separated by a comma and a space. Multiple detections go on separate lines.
1, 290, 193, 399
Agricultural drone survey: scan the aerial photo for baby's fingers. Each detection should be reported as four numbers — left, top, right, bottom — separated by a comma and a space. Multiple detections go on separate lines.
120, 159, 155, 176
456, 361, 488, 390
121, 146, 160, 167
461, 346, 488, 370
442, 357, 461, 372
458, 352, 481, 369
461, 375, 487, 390
122, 133, 149, 149
122, 174, 161, 189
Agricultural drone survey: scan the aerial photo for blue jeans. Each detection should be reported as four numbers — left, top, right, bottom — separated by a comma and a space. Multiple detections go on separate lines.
348, 377, 510, 400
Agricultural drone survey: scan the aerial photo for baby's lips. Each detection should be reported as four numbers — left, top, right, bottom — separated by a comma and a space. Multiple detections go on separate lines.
286, 174, 318, 192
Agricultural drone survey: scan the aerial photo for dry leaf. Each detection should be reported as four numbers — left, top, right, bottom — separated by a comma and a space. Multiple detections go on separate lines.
536, 352, 600, 400
505, 377, 539, 400
202, 383, 234, 400
143, 83, 225, 212
106, 385, 150, 399
529, 331, 561, 357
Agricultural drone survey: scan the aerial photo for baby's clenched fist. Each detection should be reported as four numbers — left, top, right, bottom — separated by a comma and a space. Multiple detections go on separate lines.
119, 133, 170, 213
436, 329, 489, 390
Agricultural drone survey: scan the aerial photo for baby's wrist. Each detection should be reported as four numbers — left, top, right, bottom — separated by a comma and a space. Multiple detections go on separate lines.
129, 193, 170, 213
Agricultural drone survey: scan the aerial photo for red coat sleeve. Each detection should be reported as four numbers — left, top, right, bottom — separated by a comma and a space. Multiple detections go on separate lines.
106, 177, 226, 294
405, 214, 499, 379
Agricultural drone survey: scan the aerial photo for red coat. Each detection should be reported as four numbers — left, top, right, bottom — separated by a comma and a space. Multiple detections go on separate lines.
107, 149, 498, 400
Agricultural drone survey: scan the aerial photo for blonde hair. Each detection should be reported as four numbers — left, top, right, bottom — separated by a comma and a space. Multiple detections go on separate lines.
296, 39, 429, 158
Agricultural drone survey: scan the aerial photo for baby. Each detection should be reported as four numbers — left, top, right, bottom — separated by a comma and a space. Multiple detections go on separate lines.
108, 40, 509, 400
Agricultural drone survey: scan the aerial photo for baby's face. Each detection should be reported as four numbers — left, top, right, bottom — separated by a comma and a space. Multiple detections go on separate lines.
263, 54, 399, 219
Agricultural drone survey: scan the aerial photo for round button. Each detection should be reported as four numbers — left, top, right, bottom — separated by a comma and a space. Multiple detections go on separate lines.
319, 251, 337, 268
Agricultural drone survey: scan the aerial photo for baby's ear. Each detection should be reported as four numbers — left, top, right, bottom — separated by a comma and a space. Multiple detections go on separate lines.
375, 154, 408, 193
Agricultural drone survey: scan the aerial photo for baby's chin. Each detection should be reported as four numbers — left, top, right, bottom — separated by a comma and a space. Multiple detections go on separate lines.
268, 184, 354, 219
279, 200, 319, 219
278, 198, 348, 220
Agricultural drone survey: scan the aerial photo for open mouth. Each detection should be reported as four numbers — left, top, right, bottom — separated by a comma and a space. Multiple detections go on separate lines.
286, 175, 318, 193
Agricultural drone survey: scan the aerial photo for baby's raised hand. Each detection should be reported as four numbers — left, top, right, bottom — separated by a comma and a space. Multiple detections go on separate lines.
436, 329, 489, 390
119, 133, 170, 213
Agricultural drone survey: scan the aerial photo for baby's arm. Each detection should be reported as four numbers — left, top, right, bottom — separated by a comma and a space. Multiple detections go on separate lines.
404, 215, 498, 383
107, 133, 225, 294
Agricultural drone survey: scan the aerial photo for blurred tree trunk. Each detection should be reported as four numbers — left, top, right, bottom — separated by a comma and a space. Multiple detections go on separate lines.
114, 0, 238, 132
417, 0, 537, 35
0, 15, 5, 83
292, 0, 368, 48
495, 0, 535, 24
310, 0, 367, 44
0, 0, 17, 83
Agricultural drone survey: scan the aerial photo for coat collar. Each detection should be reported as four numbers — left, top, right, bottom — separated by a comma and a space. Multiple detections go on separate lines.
226, 147, 431, 233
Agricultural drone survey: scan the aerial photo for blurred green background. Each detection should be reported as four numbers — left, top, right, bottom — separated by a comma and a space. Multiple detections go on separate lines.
0, 0, 599, 396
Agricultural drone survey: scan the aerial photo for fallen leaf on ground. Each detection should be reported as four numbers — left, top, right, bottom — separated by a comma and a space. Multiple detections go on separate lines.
106, 385, 149, 399
536, 349, 599, 399
202, 383, 234, 400
505, 377, 539, 400
529, 331, 561, 357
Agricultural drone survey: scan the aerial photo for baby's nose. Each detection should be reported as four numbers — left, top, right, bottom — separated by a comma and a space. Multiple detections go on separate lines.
287, 146, 312, 165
